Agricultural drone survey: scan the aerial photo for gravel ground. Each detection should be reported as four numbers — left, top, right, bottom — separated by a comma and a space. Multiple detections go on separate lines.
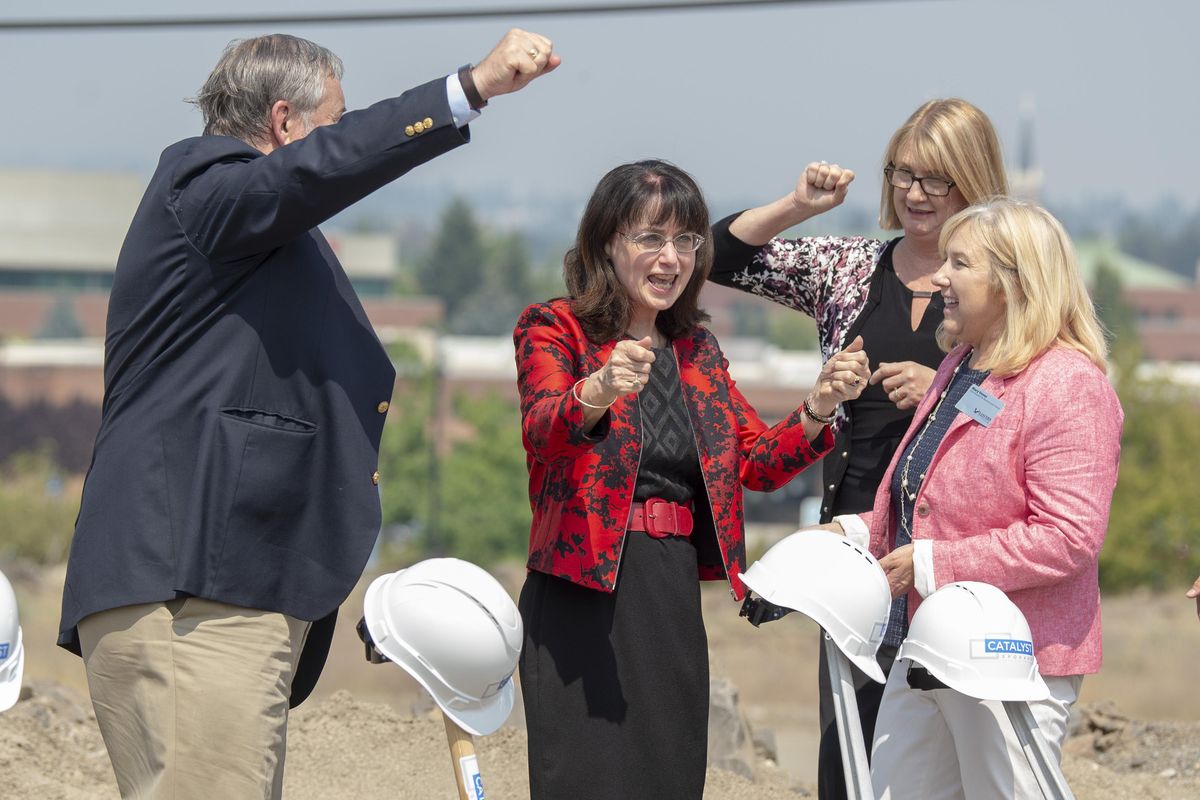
4, 681, 1198, 799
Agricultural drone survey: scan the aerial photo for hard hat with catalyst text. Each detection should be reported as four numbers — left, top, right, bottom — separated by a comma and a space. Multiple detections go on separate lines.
0, 569, 23, 712
738, 530, 891, 683
898, 581, 1049, 701
362, 558, 522, 735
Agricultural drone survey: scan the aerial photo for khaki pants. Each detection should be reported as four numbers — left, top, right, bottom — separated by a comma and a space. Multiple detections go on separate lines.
78, 598, 310, 800
870, 661, 1081, 800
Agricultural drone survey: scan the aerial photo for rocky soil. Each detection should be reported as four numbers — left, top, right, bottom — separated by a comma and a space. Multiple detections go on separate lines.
3, 679, 1198, 799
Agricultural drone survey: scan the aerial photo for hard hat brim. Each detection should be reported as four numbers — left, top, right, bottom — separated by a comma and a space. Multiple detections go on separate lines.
739, 570, 887, 684
441, 682, 515, 736
0, 630, 23, 712
938, 672, 1051, 703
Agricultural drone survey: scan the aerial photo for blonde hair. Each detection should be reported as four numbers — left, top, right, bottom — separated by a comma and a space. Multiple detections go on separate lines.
936, 198, 1108, 376
880, 99, 1008, 230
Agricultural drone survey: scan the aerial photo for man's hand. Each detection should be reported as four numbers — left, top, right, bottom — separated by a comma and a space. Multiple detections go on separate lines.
1188, 575, 1200, 621
472, 29, 560, 101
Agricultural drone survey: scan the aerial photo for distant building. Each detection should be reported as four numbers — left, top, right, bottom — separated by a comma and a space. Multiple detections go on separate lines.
0, 168, 442, 344
0, 168, 405, 297
1074, 239, 1199, 362
0, 169, 142, 291
1008, 95, 1044, 205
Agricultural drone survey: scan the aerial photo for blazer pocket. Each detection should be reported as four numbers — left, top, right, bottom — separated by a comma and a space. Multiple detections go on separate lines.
219, 406, 317, 433
218, 407, 317, 537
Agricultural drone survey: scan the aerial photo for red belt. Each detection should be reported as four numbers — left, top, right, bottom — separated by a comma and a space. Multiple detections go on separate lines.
628, 498, 694, 539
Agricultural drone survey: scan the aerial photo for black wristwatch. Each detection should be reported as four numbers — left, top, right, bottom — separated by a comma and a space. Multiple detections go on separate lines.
457, 64, 487, 110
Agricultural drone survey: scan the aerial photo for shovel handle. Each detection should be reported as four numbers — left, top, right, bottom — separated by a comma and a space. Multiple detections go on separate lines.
443, 712, 485, 800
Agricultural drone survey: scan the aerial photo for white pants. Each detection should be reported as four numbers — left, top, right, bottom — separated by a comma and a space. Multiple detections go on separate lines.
870, 660, 1082, 800
78, 598, 310, 800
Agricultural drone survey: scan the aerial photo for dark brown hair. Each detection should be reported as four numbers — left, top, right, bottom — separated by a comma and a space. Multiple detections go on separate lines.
564, 160, 711, 343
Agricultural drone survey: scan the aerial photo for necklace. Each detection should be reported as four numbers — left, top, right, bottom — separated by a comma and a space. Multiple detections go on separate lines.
897, 358, 965, 541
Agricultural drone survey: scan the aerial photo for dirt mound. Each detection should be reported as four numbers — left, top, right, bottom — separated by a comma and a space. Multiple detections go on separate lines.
285, 691, 810, 799
5, 682, 1199, 799
0, 684, 808, 799
0, 682, 115, 800
1061, 702, 1200, 798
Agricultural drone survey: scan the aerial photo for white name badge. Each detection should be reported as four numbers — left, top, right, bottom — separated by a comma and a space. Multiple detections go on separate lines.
954, 384, 1004, 427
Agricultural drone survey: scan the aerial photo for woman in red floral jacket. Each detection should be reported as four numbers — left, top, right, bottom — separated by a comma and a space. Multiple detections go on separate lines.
514, 160, 870, 799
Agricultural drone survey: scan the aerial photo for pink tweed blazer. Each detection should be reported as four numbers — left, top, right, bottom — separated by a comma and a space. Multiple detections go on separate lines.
863, 345, 1123, 675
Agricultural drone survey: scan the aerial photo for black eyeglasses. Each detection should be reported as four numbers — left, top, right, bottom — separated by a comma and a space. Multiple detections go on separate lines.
620, 231, 706, 254
884, 164, 956, 197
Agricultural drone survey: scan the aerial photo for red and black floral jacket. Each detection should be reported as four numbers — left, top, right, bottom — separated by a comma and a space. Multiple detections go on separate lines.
514, 299, 834, 600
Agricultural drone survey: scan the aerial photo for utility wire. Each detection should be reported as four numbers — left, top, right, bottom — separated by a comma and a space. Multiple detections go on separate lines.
0, 0, 911, 31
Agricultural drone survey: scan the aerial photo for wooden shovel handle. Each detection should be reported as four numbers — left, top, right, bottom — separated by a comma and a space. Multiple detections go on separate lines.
443, 712, 482, 800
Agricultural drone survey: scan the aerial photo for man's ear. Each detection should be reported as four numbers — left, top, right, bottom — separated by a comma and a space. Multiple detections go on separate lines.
268, 99, 295, 150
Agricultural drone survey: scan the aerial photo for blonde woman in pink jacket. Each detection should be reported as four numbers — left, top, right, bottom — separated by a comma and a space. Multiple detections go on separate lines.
827, 198, 1122, 799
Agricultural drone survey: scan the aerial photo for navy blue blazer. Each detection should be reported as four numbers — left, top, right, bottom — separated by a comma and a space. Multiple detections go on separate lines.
58, 77, 468, 703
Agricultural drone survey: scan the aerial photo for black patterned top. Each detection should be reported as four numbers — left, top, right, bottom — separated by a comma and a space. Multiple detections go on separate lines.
633, 346, 704, 504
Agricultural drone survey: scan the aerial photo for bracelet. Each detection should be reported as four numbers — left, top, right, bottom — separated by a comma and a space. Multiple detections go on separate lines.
802, 395, 837, 425
457, 64, 487, 110
573, 378, 614, 410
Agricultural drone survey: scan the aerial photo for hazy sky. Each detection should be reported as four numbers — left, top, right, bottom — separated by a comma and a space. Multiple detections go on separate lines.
3, 0, 1198, 223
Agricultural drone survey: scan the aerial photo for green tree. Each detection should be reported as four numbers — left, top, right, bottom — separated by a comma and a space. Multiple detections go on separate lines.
376, 341, 434, 558
0, 449, 78, 564
448, 230, 537, 334
434, 392, 531, 565
765, 308, 819, 351
417, 198, 485, 319
1101, 376, 1200, 592
1092, 259, 1140, 361
488, 232, 533, 302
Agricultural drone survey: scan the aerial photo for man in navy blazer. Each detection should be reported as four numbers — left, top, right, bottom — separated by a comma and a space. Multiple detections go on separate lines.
58, 29, 558, 798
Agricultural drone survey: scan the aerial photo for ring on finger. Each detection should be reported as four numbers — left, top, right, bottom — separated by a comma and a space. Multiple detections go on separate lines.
528, 47, 540, 58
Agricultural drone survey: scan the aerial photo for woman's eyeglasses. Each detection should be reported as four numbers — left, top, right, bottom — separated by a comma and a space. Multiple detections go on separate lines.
620, 232, 706, 254
884, 164, 956, 197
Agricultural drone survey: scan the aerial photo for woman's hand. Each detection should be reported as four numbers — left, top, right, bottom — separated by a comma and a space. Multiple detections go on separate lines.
728, 161, 855, 246
808, 335, 871, 419
578, 336, 656, 406
791, 161, 855, 218
879, 544, 915, 599
870, 361, 936, 411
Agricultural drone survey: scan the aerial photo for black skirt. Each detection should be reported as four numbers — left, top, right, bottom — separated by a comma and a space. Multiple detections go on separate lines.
519, 530, 709, 799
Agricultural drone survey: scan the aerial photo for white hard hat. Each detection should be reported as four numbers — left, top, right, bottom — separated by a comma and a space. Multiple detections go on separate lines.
0, 569, 23, 712
362, 558, 522, 735
739, 530, 891, 683
898, 581, 1050, 702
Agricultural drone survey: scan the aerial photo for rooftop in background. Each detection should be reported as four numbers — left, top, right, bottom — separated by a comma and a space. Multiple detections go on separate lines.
0, 169, 400, 295
1075, 240, 1189, 291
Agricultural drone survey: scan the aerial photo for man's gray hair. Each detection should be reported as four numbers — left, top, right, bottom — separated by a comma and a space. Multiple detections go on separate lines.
192, 34, 344, 145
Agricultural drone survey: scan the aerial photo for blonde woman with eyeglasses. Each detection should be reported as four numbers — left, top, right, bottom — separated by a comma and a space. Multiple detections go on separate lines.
708, 98, 1009, 800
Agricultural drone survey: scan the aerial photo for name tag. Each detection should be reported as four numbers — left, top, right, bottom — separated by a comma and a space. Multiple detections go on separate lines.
954, 384, 1003, 427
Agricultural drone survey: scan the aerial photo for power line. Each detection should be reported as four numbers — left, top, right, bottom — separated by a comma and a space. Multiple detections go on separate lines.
0, 0, 908, 32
